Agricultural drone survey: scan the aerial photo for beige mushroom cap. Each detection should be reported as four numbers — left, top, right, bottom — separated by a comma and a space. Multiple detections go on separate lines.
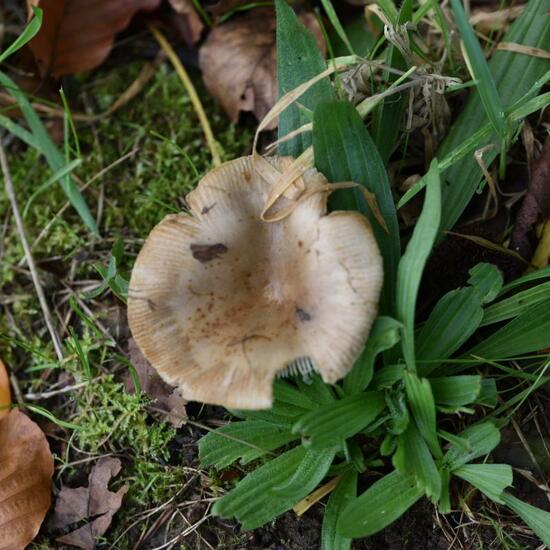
128, 156, 383, 409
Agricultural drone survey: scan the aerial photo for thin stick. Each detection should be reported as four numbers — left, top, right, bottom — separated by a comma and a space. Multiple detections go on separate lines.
148, 23, 221, 167
0, 138, 65, 361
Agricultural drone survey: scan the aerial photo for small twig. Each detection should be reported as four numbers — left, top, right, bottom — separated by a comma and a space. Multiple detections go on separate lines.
148, 23, 221, 167
23, 381, 88, 401
0, 138, 65, 361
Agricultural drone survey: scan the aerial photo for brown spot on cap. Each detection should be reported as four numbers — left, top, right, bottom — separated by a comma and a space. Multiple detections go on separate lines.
295, 307, 311, 322
190, 243, 228, 263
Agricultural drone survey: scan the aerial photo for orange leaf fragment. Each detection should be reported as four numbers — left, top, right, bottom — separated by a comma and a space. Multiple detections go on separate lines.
0, 358, 11, 420
0, 409, 54, 550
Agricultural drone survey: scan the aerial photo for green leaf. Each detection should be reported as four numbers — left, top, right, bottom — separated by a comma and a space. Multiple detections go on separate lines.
404, 372, 441, 458
338, 470, 424, 538
438, 0, 550, 233
386, 389, 409, 435
273, 447, 335, 496
276, 0, 333, 157
498, 265, 550, 296
312, 100, 400, 312
450, 0, 506, 138
417, 287, 483, 376
373, 364, 405, 389
296, 374, 336, 405
344, 317, 402, 394
198, 421, 298, 469
0, 7, 43, 65
292, 392, 386, 449
467, 263, 503, 304
273, 380, 316, 410
397, 160, 441, 369
454, 463, 513, 504
393, 418, 442, 501
466, 297, 550, 362
321, 0, 354, 55
502, 493, 550, 546
321, 471, 357, 550
0, 71, 98, 235
481, 281, 550, 326
444, 422, 501, 470
476, 378, 498, 407
430, 376, 482, 407
213, 446, 304, 529
332, 17, 376, 58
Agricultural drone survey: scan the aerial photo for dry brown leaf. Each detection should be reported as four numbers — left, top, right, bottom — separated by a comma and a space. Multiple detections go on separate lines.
511, 136, 550, 259
125, 338, 187, 427
27, 0, 162, 77
0, 409, 54, 550
0, 358, 11, 420
199, 7, 325, 127
54, 457, 128, 550
167, 0, 204, 46
205, 0, 251, 15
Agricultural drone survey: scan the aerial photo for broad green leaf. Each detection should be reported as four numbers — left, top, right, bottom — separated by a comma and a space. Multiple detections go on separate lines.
466, 297, 550, 361
397, 160, 441, 370
373, 364, 405, 389
344, 317, 402, 394
430, 376, 482, 407
296, 374, 336, 405
481, 281, 550, 326
0, 7, 43, 65
476, 378, 498, 408
439, 469, 451, 514
274, 447, 335, 496
276, 0, 333, 157
467, 263, 503, 304
444, 422, 500, 470
454, 463, 513, 504
332, 17, 376, 58
312, 100, 400, 312
321, 0, 354, 55
417, 288, 483, 376
273, 380, 316, 410
213, 446, 331, 530
321, 471, 357, 550
198, 421, 298, 469
438, 0, 550, 233
292, 392, 385, 449
502, 493, 550, 546
386, 389, 409, 435
404, 372, 441, 458
393, 418, 441, 501
450, 0, 506, 138
0, 71, 98, 234
498, 266, 550, 296
338, 470, 424, 538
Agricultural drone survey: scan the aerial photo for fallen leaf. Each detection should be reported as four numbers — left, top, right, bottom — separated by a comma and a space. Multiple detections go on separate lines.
0, 358, 11, 420
167, 0, 204, 46
27, 0, 162, 77
511, 136, 550, 259
205, 0, 250, 15
54, 457, 128, 550
199, 7, 325, 127
125, 338, 187, 427
0, 409, 54, 550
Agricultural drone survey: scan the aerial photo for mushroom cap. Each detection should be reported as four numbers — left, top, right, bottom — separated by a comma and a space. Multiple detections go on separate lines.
128, 156, 383, 409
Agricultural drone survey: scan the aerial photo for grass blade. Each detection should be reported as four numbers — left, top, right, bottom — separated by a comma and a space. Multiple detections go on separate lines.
0, 7, 43, 65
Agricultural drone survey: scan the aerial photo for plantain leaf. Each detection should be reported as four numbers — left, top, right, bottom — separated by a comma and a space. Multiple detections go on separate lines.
393, 418, 441, 501
344, 316, 402, 394
199, 420, 298, 469
454, 463, 513, 504
430, 375, 482, 407
292, 392, 386, 449
443, 422, 500, 470
397, 160, 441, 369
321, 471, 357, 550
502, 493, 550, 546
276, 0, 333, 157
467, 263, 503, 304
338, 470, 424, 538
312, 100, 400, 312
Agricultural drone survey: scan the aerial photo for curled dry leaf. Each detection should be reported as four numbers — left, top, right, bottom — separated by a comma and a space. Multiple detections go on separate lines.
167, 0, 204, 46
128, 156, 383, 409
0, 358, 11, 420
125, 337, 187, 427
54, 457, 128, 550
0, 409, 54, 550
511, 136, 550, 259
199, 8, 325, 127
27, 0, 162, 77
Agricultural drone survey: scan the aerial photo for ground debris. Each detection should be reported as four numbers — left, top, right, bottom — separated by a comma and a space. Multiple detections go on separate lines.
511, 136, 550, 259
53, 457, 129, 550
126, 337, 187, 427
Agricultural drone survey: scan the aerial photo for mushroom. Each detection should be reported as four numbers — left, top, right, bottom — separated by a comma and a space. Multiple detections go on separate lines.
128, 155, 383, 409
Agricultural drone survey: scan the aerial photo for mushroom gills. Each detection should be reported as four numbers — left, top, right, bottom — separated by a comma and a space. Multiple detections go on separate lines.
277, 356, 316, 381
